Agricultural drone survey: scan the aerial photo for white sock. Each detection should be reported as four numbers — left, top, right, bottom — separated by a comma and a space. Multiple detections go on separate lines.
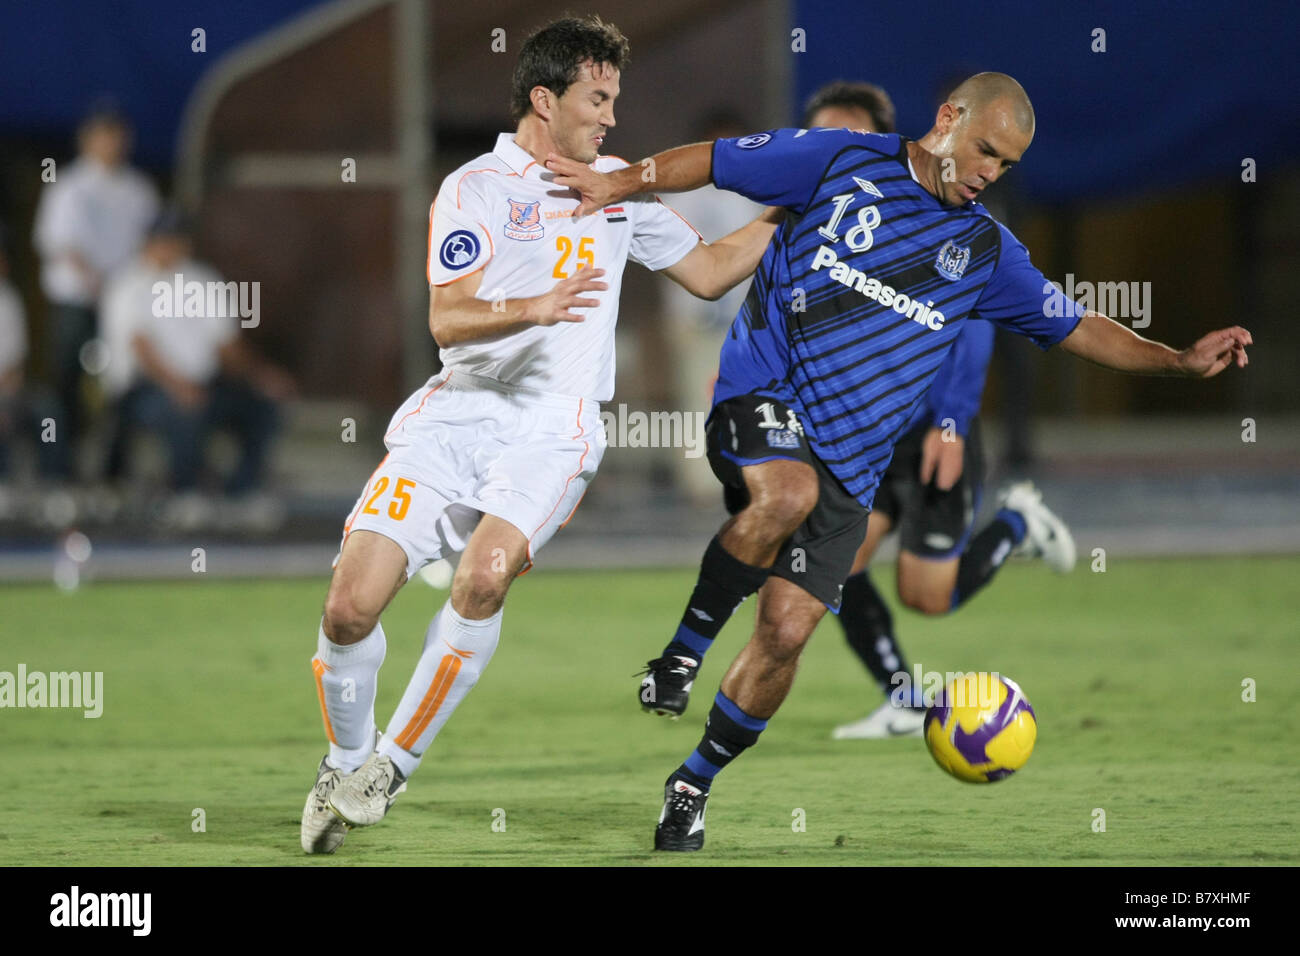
379, 602, 502, 779
313, 622, 386, 773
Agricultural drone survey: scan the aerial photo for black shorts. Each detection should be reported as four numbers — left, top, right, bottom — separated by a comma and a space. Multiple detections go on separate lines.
706, 394, 869, 611
872, 417, 985, 559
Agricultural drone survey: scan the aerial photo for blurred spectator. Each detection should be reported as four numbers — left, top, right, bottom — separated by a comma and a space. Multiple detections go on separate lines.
0, 243, 28, 478
0, 235, 62, 483
31, 104, 159, 479
100, 209, 293, 499
802, 80, 896, 132
660, 109, 764, 506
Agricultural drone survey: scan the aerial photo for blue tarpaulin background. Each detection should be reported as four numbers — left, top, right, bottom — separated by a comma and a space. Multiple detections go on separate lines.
1, 1, 1296, 200
792, 0, 1298, 200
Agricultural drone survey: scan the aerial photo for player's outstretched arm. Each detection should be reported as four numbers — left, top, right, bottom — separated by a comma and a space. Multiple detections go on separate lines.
546, 142, 715, 217
662, 207, 785, 301
1060, 311, 1251, 377
428, 267, 608, 348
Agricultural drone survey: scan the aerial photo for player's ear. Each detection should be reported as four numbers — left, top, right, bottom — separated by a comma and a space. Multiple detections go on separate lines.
530, 86, 553, 121
936, 102, 957, 132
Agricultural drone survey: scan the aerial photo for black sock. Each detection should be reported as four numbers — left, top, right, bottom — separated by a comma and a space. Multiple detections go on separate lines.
838, 570, 917, 706
676, 691, 768, 788
663, 536, 769, 663
951, 508, 1027, 609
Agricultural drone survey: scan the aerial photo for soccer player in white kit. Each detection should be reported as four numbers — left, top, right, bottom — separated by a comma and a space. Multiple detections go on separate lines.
301, 15, 781, 853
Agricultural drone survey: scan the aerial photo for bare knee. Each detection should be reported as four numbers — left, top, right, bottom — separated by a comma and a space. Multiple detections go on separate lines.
756, 616, 815, 664
450, 562, 512, 619
745, 475, 818, 540
897, 581, 953, 616
322, 583, 382, 645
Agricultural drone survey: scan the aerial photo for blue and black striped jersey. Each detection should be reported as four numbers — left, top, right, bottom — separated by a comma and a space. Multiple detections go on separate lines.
710, 129, 1085, 507
907, 317, 996, 438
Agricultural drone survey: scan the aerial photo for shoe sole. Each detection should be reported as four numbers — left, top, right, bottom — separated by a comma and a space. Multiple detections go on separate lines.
641, 704, 684, 719
654, 841, 703, 852
301, 818, 349, 854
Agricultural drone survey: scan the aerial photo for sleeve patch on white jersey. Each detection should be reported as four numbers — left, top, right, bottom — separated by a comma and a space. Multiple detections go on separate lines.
439, 230, 482, 270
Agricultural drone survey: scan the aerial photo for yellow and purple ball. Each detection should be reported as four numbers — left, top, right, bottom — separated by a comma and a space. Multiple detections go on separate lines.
923, 674, 1036, 783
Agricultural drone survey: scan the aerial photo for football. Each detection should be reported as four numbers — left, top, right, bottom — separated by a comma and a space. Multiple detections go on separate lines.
923, 674, 1037, 783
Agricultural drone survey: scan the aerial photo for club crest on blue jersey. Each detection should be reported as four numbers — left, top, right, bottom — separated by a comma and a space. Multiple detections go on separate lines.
934, 239, 971, 281
504, 198, 543, 240
439, 230, 481, 270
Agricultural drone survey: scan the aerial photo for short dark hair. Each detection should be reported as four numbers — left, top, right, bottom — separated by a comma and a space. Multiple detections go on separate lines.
510, 16, 630, 123
802, 81, 896, 133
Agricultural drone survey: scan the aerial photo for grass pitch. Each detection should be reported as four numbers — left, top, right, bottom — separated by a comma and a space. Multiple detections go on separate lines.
1, 555, 1297, 866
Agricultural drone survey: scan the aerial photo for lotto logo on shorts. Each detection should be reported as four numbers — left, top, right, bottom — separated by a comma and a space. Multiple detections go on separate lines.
765, 429, 801, 450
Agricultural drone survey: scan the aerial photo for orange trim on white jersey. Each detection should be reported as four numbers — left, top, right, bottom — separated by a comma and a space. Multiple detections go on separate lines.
655, 197, 704, 241
455, 166, 517, 210
431, 261, 488, 288
426, 201, 435, 285
429, 194, 495, 287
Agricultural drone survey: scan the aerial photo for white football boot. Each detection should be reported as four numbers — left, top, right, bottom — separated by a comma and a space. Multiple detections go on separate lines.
831, 701, 926, 739
1000, 481, 1076, 573
327, 751, 407, 827
301, 756, 350, 854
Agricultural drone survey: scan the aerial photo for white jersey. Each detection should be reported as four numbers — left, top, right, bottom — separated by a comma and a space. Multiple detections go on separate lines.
427, 133, 700, 402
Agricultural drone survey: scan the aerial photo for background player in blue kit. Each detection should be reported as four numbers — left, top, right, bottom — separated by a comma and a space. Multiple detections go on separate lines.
797, 83, 1080, 741
549, 72, 1252, 851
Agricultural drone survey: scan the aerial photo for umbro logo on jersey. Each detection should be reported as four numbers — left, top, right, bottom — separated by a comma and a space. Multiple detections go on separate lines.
690, 608, 714, 622
853, 177, 884, 198
810, 246, 947, 331
504, 198, 543, 241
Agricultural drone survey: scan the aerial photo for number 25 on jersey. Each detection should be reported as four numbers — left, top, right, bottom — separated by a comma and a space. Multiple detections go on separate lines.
553, 236, 596, 278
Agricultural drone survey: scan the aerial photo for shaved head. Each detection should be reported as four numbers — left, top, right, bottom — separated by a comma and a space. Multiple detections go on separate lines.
946, 71, 1034, 136
914, 71, 1035, 206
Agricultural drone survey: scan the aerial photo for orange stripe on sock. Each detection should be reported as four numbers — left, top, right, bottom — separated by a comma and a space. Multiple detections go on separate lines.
312, 658, 338, 745
394, 654, 462, 751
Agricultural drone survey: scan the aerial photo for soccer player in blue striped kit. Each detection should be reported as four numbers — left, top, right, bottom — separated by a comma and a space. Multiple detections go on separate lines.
549, 72, 1251, 851
803, 82, 1077, 742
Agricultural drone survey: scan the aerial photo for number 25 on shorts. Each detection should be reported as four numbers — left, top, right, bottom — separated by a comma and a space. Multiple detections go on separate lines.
361, 476, 415, 521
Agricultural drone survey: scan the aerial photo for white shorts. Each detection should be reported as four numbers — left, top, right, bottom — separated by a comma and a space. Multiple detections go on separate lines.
337, 370, 606, 580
